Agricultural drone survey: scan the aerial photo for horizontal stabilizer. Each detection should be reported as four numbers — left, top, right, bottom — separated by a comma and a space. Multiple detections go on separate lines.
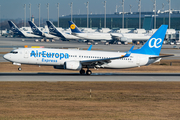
149, 54, 174, 59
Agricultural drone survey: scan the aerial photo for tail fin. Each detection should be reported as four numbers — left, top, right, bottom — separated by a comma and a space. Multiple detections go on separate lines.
8, 21, 20, 33
132, 25, 168, 56
28, 21, 42, 36
46, 21, 65, 39
68, 21, 82, 33
8, 21, 24, 36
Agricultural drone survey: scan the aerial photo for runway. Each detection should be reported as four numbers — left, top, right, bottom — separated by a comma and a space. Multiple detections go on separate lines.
0, 73, 180, 81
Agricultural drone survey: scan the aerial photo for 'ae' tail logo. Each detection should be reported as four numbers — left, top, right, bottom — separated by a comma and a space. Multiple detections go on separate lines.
148, 38, 162, 48
70, 24, 76, 29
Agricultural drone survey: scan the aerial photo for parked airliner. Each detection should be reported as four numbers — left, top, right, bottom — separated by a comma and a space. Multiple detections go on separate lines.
68, 21, 112, 42
3, 25, 171, 75
69, 21, 152, 44
46, 21, 80, 41
28, 21, 58, 39
8, 21, 41, 38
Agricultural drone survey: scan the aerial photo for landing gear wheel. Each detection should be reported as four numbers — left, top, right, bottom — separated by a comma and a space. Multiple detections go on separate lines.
86, 70, 92, 75
18, 67, 22, 71
80, 69, 85, 75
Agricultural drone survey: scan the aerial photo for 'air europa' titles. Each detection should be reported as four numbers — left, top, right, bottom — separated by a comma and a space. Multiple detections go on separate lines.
30, 50, 69, 60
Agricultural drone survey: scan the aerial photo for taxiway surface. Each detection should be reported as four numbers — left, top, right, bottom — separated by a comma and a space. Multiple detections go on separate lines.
0, 73, 180, 81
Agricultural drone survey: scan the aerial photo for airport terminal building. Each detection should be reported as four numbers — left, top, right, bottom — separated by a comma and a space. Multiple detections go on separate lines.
57, 10, 180, 30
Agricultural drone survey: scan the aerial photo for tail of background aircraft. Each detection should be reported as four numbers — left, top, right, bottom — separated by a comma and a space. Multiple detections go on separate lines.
8, 21, 20, 33
8, 21, 24, 36
46, 21, 66, 39
68, 21, 82, 33
28, 21, 43, 36
132, 25, 168, 56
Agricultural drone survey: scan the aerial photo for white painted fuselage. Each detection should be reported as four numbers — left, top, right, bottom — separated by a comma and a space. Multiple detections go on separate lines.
3, 48, 158, 69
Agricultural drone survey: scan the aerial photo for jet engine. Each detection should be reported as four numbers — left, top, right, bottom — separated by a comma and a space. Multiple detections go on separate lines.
64, 61, 82, 70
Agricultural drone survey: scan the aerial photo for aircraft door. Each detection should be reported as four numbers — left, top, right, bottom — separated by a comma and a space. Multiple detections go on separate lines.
136, 56, 140, 67
24, 50, 29, 58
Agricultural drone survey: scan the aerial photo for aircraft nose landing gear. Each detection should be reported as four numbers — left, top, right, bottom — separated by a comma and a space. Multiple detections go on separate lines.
18, 67, 22, 71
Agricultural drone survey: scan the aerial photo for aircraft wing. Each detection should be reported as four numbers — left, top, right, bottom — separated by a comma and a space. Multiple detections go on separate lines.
80, 46, 134, 66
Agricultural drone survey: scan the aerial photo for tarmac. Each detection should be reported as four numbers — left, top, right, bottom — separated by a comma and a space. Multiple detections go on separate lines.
0, 73, 180, 81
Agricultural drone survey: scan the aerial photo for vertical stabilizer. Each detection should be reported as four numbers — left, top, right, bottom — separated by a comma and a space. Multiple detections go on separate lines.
46, 21, 65, 39
68, 21, 82, 33
28, 21, 43, 36
132, 25, 168, 56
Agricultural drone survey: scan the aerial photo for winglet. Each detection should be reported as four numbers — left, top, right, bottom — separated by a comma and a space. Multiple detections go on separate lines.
87, 45, 92, 51
121, 46, 134, 57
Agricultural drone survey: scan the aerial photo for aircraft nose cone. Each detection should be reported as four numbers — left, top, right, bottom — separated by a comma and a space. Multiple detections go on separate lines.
3, 54, 10, 61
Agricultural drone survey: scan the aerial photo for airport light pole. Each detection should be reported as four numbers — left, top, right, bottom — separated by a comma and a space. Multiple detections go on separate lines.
29, 4, 31, 21
85, 2, 89, 28
115, 5, 120, 13
38, 4, 41, 27
129, 5, 132, 13
122, 0, 124, 29
0, 5, 1, 35
162, 3, 165, 11
57, 3, 59, 27
168, 0, 171, 29
103, 1, 106, 28
162, 3, 165, 24
23, 4, 26, 27
70, 2, 73, 21
153, 0, 156, 29
138, 0, 141, 29
47, 3, 49, 21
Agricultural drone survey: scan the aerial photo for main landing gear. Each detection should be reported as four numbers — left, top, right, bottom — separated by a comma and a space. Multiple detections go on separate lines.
80, 69, 92, 75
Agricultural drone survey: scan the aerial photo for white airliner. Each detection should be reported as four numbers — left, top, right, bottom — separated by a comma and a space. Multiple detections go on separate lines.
3, 25, 172, 75
8, 21, 41, 38
111, 32, 152, 44
69, 21, 152, 44
46, 21, 80, 41
68, 21, 112, 42
28, 21, 58, 39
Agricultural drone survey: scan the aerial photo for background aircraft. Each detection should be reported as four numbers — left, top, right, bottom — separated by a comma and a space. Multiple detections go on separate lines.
28, 21, 58, 39
68, 21, 112, 43
69, 21, 153, 45
8, 21, 41, 38
46, 21, 80, 41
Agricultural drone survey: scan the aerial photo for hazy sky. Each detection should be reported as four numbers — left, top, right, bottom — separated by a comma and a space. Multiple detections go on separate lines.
0, 0, 180, 20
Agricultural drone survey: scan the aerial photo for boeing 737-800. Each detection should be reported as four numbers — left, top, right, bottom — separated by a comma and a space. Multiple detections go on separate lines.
8, 21, 41, 38
3, 25, 171, 75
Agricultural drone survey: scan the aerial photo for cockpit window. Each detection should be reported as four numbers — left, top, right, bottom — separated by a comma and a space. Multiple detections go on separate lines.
10, 51, 18, 54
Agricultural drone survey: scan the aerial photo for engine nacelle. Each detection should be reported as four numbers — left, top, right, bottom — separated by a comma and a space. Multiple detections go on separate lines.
64, 61, 82, 70
120, 37, 132, 42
